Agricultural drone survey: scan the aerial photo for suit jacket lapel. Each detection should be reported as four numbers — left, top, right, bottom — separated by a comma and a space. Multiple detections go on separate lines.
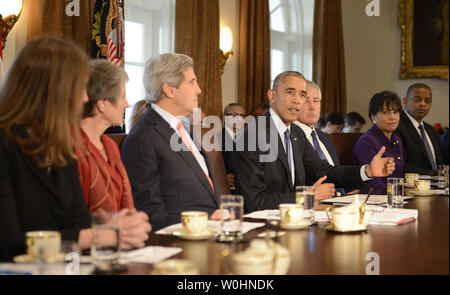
149, 110, 217, 200
266, 113, 294, 190
317, 130, 340, 165
401, 112, 430, 161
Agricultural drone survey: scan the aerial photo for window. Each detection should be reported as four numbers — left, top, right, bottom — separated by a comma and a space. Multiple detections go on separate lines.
124, 0, 175, 132
270, 0, 314, 85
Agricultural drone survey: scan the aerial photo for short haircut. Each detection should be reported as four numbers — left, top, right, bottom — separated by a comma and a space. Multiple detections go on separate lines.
344, 112, 366, 126
224, 103, 244, 115
368, 91, 402, 118
272, 71, 306, 91
406, 83, 432, 98
306, 80, 322, 100
318, 113, 344, 128
84, 59, 129, 118
143, 53, 194, 103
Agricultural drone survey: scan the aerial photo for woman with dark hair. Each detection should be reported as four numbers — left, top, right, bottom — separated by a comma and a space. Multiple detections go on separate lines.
319, 112, 344, 134
0, 36, 92, 261
352, 91, 404, 194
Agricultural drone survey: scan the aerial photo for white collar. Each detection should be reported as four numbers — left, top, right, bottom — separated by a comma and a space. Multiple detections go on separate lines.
269, 108, 291, 136
293, 121, 315, 137
404, 109, 423, 129
152, 103, 189, 131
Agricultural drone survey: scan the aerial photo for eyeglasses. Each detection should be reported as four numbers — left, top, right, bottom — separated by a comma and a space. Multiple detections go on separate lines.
224, 112, 246, 117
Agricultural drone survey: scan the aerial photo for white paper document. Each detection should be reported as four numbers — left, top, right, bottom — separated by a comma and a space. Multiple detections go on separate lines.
156, 220, 265, 236
314, 207, 418, 225
119, 246, 182, 264
320, 194, 414, 205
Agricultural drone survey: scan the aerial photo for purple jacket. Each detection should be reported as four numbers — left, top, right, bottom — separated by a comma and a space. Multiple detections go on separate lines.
353, 125, 404, 194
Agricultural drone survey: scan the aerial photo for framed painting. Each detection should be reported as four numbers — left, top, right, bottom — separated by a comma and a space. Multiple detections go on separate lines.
398, 0, 449, 80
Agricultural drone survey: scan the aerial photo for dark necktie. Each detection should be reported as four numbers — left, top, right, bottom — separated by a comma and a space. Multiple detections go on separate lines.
284, 129, 292, 173
311, 130, 327, 161
418, 124, 437, 171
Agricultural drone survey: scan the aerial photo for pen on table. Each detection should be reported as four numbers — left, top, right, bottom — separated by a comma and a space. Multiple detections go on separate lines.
0, 269, 33, 275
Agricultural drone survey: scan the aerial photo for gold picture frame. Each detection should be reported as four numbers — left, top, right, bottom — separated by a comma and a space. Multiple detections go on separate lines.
398, 0, 449, 80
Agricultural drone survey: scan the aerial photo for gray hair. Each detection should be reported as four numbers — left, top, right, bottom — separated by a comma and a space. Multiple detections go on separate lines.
143, 53, 194, 103
272, 71, 306, 91
84, 59, 129, 118
306, 80, 322, 100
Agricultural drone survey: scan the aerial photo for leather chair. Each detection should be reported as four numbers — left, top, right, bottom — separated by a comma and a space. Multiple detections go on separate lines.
327, 133, 363, 165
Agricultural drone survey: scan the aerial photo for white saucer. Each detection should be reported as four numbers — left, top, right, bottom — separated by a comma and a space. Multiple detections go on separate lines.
326, 224, 367, 233
410, 190, 434, 196
280, 222, 311, 230
172, 229, 215, 240
13, 252, 66, 263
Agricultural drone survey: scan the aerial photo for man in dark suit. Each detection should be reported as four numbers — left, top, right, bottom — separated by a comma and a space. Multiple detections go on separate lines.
217, 103, 246, 189
293, 80, 359, 196
121, 53, 221, 231
394, 83, 444, 174
233, 71, 396, 213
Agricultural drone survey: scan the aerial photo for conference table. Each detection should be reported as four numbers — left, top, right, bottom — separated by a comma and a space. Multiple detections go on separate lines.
123, 194, 449, 275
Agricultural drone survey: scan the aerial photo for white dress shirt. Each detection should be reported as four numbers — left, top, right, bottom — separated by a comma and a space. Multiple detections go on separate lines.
404, 110, 436, 164
270, 108, 295, 185
152, 104, 210, 177
293, 121, 335, 166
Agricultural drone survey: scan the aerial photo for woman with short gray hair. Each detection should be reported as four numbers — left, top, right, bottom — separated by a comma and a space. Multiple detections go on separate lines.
75, 59, 151, 250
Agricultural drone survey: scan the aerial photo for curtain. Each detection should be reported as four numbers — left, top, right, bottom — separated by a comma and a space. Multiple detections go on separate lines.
175, 0, 222, 118
238, 0, 271, 115
27, 0, 95, 54
313, 0, 347, 115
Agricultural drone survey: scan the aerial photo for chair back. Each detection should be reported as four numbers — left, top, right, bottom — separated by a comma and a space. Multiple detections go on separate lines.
107, 133, 127, 148
328, 133, 363, 165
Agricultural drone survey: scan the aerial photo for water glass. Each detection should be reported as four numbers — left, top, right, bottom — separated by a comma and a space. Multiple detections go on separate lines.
218, 195, 244, 242
295, 186, 315, 224
91, 211, 121, 272
387, 178, 404, 208
438, 165, 449, 194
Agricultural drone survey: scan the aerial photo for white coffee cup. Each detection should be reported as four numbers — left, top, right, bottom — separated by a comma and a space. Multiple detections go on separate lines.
404, 173, 419, 185
326, 203, 372, 231
181, 211, 208, 234
279, 204, 305, 226
26, 231, 61, 257
414, 180, 431, 192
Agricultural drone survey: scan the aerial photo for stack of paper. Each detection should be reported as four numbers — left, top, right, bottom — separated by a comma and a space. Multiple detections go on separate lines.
155, 220, 265, 236
320, 194, 414, 205
314, 207, 418, 225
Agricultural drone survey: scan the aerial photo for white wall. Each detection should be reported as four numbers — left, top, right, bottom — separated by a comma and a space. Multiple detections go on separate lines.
342, 0, 449, 130
219, 0, 240, 111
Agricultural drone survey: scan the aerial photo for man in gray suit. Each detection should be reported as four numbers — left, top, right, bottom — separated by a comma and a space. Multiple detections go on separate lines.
121, 53, 220, 231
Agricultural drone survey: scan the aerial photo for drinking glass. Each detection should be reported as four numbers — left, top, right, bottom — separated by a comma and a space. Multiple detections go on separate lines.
295, 186, 315, 224
218, 195, 244, 242
387, 178, 404, 208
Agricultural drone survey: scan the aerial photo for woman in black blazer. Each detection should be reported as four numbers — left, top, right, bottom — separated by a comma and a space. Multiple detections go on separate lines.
0, 36, 93, 261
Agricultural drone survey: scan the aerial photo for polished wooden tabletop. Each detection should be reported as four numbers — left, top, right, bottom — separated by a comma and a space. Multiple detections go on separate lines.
124, 195, 449, 275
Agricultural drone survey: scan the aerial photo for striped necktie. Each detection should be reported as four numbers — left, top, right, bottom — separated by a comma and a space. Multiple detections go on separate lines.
418, 124, 437, 171
311, 130, 327, 161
